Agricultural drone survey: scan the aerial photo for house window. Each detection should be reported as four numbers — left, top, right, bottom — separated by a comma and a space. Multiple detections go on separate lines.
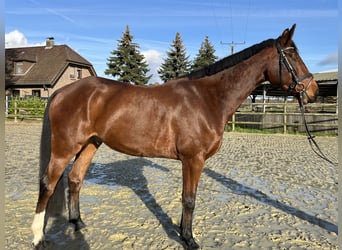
12, 90, 20, 96
70, 67, 75, 79
32, 90, 41, 97
15, 62, 24, 74
77, 68, 82, 79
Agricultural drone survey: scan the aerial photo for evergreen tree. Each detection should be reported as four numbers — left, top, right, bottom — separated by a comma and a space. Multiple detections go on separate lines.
158, 32, 190, 82
191, 36, 218, 71
105, 25, 152, 85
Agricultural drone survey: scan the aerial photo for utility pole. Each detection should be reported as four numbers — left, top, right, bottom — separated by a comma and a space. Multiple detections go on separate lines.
221, 40, 246, 132
220, 41, 245, 55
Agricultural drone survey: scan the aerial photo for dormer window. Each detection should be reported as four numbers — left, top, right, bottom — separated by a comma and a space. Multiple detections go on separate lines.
14, 61, 34, 75
15, 62, 24, 75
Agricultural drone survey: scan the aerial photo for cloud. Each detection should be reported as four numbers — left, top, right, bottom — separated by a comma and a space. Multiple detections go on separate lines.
5, 30, 29, 48
318, 52, 338, 66
142, 49, 163, 84
5, 30, 45, 48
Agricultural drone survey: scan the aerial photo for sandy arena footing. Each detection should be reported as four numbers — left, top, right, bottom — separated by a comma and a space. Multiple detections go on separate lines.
5, 122, 337, 249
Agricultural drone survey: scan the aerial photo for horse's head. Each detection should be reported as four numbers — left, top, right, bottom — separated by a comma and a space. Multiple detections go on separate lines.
267, 24, 319, 104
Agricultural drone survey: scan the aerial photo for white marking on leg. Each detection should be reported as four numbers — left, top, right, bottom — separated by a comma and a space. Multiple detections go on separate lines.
31, 210, 46, 246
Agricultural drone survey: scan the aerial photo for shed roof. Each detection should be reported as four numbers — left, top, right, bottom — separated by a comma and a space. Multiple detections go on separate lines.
252, 71, 338, 97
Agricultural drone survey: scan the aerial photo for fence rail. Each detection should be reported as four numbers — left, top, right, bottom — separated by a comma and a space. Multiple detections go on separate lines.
5, 98, 338, 135
228, 102, 337, 135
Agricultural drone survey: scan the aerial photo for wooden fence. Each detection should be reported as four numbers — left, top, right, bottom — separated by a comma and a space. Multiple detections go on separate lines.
228, 102, 337, 135
5, 97, 47, 122
5, 98, 338, 135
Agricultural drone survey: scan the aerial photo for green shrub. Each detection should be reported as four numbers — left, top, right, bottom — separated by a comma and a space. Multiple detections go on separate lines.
8, 96, 47, 117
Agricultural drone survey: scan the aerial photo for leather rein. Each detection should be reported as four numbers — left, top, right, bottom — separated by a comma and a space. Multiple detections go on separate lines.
276, 41, 336, 166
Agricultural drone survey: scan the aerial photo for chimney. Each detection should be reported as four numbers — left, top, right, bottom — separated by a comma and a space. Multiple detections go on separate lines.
45, 37, 54, 49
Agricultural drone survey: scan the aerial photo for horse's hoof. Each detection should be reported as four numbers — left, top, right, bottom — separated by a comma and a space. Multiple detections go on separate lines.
32, 239, 51, 249
69, 218, 86, 231
180, 235, 200, 250
186, 239, 200, 250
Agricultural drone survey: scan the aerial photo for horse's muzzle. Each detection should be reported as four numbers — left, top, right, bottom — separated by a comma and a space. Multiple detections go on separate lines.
300, 88, 318, 104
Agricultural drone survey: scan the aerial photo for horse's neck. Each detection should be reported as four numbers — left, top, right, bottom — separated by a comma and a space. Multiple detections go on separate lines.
208, 53, 269, 123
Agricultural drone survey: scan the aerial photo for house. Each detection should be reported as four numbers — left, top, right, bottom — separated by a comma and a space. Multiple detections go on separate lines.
5, 38, 97, 98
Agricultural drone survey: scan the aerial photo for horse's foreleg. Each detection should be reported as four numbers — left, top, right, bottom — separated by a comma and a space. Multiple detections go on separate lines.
180, 156, 204, 250
68, 139, 101, 231
31, 157, 70, 247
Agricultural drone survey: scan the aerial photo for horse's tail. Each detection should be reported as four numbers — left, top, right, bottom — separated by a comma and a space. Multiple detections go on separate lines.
40, 91, 66, 217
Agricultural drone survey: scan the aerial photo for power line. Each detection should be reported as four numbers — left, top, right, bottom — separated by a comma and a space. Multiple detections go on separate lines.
228, 0, 234, 41
220, 0, 251, 55
243, 0, 251, 42
211, 0, 222, 43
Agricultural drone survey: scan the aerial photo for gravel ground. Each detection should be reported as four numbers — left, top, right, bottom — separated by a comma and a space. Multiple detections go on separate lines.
5, 122, 337, 249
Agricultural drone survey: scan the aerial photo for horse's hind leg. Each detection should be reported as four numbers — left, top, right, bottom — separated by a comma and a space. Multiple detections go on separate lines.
31, 154, 74, 247
68, 137, 101, 231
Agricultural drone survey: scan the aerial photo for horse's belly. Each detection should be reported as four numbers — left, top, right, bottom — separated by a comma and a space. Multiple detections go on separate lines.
101, 130, 178, 159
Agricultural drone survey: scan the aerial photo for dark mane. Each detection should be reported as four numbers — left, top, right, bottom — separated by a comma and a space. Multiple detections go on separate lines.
186, 38, 276, 79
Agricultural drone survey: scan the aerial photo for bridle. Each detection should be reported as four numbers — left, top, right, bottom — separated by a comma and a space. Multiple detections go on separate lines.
276, 40, 336, 166
276, 40, 314, 101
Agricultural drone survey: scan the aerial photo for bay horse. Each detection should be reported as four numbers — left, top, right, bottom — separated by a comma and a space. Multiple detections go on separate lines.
31, 24, 318, 249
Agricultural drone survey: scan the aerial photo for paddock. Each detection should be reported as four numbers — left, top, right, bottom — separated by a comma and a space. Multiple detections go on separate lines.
5, 122, 337, 249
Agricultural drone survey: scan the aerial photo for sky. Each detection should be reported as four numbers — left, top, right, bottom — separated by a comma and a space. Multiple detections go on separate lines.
5, 0, 338, 83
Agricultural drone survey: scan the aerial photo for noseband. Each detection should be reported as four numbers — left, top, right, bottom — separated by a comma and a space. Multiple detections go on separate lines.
276, 41, 313, 100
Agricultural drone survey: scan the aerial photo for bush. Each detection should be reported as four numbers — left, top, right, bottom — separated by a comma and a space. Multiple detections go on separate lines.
7, 96, 47, 117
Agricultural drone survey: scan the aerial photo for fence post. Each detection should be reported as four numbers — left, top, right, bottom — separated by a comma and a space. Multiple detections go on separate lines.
5, 96, 8, 117
336, 91, 338, 115
14, 100, 17, 123
283, 97, 287, 134
232, 113, 236, 131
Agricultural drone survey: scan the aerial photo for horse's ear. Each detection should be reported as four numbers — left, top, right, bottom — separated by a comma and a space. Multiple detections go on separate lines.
279, 24, 296, 46
288, 23, 296, 40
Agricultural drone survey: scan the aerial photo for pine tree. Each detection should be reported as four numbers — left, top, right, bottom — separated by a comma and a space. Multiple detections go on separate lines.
191, 36, 218, 71
158, 32, 190, 82
105, 25, 152, 85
